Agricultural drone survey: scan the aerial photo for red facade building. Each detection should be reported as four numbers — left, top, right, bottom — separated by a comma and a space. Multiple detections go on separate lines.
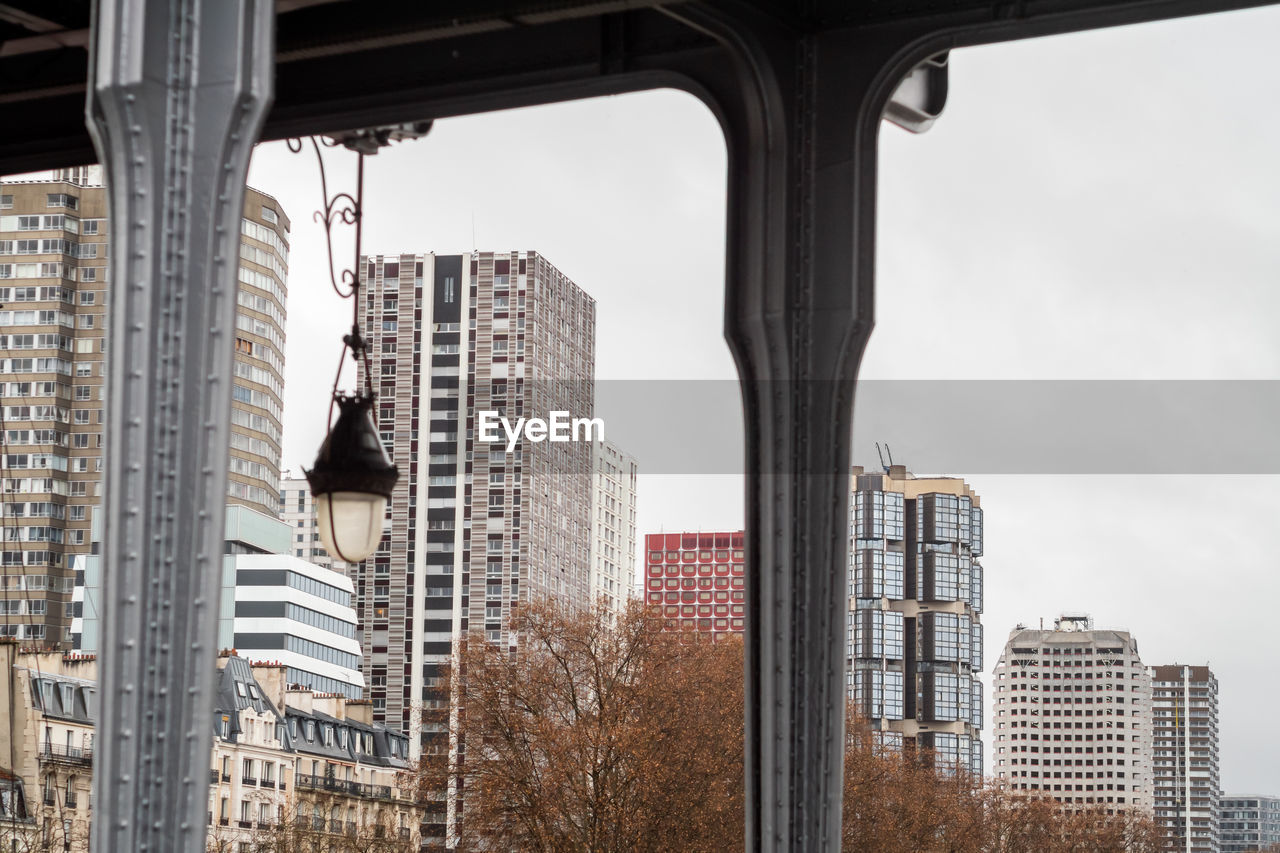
644, 532, 746, 633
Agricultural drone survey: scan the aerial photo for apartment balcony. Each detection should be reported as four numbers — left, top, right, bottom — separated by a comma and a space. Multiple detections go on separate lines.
208, 769, 218, 784
242, 776, 257, 787
237, 819, 252, 829
38, 743, 93, 767
294, 773, 394, 802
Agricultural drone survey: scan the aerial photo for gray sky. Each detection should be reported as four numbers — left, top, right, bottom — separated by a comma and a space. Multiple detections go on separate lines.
248, 3, 1280, 794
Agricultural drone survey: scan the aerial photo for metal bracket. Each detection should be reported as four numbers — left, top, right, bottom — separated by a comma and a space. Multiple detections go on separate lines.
883, 52, 949, 133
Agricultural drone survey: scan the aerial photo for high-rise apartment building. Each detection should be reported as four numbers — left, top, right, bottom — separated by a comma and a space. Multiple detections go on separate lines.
1152, 664, 1221, 852
847, 465, 984, 775
588, 440, 637, 616
644, 531, 746, 634
279, 472, 348, 572
353, 251, 595, 743
0, 169, 288, 648
1221, 795, 1280, 853
992, 615, 1154, 811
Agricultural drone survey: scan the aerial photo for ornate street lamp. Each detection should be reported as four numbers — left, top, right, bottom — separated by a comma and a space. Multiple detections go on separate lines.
291, 125, 428, 562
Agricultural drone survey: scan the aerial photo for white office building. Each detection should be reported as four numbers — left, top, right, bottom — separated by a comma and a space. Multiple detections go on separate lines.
230, 553, 365, 698
992, 615, 1154, 812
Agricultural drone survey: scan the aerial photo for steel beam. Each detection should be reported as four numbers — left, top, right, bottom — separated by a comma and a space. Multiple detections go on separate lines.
85, 1, 274, 851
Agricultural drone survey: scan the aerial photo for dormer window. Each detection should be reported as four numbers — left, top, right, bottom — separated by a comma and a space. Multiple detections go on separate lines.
234, 682, 246, 698
322, 726, 333, 747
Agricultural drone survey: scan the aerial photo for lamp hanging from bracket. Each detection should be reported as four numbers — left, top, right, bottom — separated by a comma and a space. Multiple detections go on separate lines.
290, 123, 430, 563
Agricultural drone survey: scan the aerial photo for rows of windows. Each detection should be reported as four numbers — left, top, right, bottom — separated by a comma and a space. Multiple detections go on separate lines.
231, 383, 282, 420
284, 666, 363, 699
0, 213, 79, 233
228, 454, 278, 485
240, 218, 289, 261
283, 634, 361, 670
236, 288, 287, 341
0, 238, 90, 256
227, 480, 278, 512
0, 286, 74, 304
235, 312, 285, 353
850, 667, 905, 720
235, 569, 351, 606
229, 431, 279, 466
850, 608, 904, 659
236, 600, 356, 639
231, 406, 282, 446
0, 334, 74, 351
0, 309, 74, 327
0, 358, 72, 376
849, 548, 905, 600
919, 731, 982, 777
923, 671, 983, 728
918, 551, 983, 610
921, 611, 983, 670
236, 266, 288, 320
239, 241, 287, 281
0, 499, 67, 517
852, 489, 905, 540
0, 263, 76, 280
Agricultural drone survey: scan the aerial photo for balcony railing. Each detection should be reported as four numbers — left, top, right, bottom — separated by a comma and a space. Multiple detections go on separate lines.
242, 776, 257, 787
64, 793, 77, 809
260, 778, 276, 789
237, 819, 252, 829
209, 769, 219, 784
294, 773, 394, 802
38, 743, 93, 767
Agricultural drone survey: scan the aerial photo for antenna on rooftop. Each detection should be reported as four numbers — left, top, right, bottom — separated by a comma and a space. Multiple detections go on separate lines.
886, 444, 895, 468
875, 443, 889, 473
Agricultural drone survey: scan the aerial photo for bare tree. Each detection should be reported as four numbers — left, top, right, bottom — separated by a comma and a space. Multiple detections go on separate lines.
418, 597, 1164, 853
418, 598, 744, 853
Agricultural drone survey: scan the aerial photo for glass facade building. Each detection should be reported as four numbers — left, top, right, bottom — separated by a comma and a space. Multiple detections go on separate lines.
847, 465, 984, 776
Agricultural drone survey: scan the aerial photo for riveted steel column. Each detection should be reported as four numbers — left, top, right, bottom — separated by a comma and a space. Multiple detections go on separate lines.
85, 2, 273, 851
668, 9, 934, 850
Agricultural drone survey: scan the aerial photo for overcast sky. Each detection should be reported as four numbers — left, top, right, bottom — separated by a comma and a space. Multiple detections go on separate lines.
248, 3, 1280, 794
